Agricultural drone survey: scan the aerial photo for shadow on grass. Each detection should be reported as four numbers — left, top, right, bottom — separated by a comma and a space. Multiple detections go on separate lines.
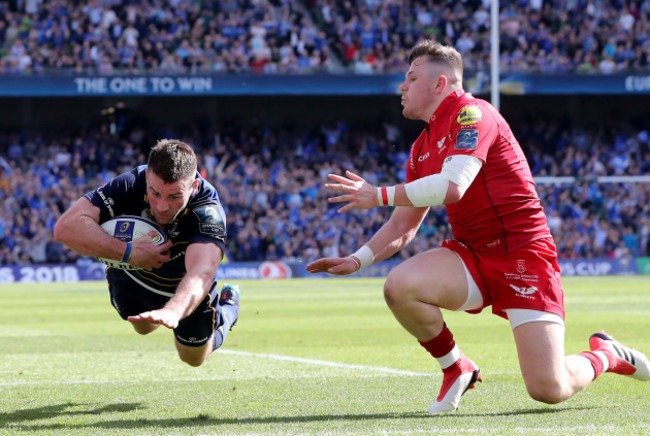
0, 402, 142, 425
3, 403, 600, 432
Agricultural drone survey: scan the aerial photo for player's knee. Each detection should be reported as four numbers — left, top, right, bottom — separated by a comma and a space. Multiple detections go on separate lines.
383, 273, 399, 307
179, 355, 206, 367
176, 343, 211, 367
383, 268, 412, 307
525, 380, 568, 404
130, 321, 158, 335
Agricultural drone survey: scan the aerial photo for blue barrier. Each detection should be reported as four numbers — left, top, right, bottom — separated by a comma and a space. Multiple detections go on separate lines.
1, 73, 649, 97
0, 258, 644, 284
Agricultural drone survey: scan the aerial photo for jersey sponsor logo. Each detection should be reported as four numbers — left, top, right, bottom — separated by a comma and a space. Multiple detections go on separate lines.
504, 273, 539, 282
97, 189, 116, 217
417, 152, 430, 162
176, 334, 209, 344
455, 129, 478, 150
509, 284, 538, 299
437, 137, 446, 148
457, 106, 482, 125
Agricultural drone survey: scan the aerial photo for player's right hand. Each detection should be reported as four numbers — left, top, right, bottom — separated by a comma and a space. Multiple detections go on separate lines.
129, 230, 173, 269
325, 170, 379, 213
306, 257, 359, 275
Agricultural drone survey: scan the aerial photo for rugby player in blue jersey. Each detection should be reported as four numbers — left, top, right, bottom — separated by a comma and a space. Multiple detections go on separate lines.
55, 139, 240, 367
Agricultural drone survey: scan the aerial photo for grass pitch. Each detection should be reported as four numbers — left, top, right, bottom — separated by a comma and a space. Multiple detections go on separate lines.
0, 276, 648, 435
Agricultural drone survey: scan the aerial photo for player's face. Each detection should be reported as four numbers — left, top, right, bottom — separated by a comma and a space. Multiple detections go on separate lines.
145, 170, 198, 225
399, 58, 442, 121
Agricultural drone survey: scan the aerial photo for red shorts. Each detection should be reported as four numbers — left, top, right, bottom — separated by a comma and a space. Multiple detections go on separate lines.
441, 238, 565, 321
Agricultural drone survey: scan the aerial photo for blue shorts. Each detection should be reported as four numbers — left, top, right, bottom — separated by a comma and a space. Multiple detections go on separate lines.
106, 269, 223, 347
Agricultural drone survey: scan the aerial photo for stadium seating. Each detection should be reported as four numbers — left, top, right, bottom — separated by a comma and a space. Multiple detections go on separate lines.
0, 120, 648, 265
0, 1, 648, 74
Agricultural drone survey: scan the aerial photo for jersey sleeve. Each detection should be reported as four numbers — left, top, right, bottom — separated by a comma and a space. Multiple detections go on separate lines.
447, 103, 498, 162
188, 202, 227, 252
83, 169, 142, 223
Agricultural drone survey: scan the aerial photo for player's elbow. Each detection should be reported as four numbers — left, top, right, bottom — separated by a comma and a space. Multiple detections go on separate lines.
53, 218, 69, 244
443, 181, 464, 204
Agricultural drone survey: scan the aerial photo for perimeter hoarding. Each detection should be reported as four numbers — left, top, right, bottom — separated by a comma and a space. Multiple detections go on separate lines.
0, 258, 643, 284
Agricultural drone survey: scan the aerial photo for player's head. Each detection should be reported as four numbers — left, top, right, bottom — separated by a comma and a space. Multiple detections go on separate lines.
145, 139, 199, 225
147, 139, 197, 183
399, 40, 464, 121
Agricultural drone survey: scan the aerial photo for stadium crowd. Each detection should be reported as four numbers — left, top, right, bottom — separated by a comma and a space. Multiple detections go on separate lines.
0, 0, 649, 75
1, 117, 649, 266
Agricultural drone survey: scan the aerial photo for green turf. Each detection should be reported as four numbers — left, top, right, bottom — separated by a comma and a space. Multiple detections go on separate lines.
0, 276, 648, 435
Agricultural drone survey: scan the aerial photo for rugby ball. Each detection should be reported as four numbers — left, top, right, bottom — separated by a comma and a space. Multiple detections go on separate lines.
97, 215, 167, 270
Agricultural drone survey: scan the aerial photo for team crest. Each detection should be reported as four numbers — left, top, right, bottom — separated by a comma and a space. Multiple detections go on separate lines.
516, 259, 526, 273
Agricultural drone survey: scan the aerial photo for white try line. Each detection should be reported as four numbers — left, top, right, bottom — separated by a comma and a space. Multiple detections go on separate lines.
219, 349, 433, 377
0, 350, 514, 386
312, 424, 650, 435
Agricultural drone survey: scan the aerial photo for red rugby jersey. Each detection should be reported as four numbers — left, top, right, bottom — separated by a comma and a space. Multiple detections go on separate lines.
406, 89, 551, 255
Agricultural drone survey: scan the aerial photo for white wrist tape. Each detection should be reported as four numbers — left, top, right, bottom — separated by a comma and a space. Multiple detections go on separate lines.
376, 186, 395, 206
404, 174, 449, 207
350, 245, 375, 270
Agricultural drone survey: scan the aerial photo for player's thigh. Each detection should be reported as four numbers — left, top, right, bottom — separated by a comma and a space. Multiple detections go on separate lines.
107, 270, 166, 319
512, 321, 566, 387
385, 247, 469, 310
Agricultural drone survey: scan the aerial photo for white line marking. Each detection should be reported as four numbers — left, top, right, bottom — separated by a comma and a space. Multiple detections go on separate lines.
319, 424, 650, 435
0, 350, 515, 386
219, 350, 432, 376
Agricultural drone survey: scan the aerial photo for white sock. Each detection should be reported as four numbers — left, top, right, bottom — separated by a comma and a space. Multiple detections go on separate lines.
593, 350, 611, 371
437, 345, 462, 369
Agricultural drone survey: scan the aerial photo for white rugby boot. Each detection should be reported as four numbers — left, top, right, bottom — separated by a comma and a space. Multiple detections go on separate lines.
428, 353, 482, 413
589, 331, 650, 381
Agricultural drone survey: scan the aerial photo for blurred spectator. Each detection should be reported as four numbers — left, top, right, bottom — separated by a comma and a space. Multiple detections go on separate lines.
1, 1, 649, 75
1, 114, 649, 265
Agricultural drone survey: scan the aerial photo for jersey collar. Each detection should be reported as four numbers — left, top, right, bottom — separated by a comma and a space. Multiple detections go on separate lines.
428, 89, 465, 126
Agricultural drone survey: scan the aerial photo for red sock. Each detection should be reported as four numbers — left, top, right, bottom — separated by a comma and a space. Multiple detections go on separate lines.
579, 351, 605, 380
419, 323, 455, 358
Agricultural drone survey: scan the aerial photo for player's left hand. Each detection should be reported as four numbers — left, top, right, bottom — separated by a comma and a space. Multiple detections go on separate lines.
325, 170, 379, 213
128, 308, 181, 330
306, 257, 359, 275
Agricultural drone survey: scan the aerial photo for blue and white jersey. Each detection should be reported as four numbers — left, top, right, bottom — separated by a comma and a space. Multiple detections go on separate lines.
84, 165, 227, 295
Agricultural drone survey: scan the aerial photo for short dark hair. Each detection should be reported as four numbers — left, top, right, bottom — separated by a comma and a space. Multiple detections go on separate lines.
147, 139, 197, 183
408, 39, 463, 75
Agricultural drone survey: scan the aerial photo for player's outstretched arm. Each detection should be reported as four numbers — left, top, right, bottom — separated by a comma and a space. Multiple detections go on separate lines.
325, 170, 421, 212
307, 207, 429, 275
326, 156, 483, 213
127, 307, 181, 329
129, 242, 221, 329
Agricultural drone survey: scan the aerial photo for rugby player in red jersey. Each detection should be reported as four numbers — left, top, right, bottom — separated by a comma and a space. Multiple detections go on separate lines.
307, 40, 649, 413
